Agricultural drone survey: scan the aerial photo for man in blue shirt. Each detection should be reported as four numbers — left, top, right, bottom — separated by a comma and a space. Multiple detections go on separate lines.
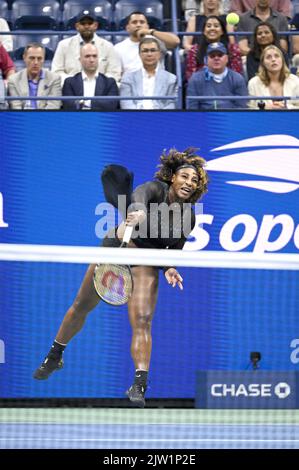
7, 43, 61, 109
186, 42, 248, 110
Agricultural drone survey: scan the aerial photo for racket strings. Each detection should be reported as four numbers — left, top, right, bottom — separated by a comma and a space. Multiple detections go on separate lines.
94, 264, 133, 305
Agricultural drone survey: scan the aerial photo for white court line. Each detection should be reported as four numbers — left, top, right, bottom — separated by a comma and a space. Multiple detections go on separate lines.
1, 422, 298, 426
1, 438, 299, 442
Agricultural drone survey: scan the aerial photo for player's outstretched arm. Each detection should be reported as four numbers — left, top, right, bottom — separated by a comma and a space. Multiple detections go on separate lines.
164, 268, 183, 290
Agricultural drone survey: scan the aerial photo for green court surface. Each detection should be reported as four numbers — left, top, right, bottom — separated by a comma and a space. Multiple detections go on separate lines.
1, 408, 299, 424
0, 408, 298, 449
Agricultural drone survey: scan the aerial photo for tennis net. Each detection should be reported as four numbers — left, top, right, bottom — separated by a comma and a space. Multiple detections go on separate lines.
0, 244, 298, 449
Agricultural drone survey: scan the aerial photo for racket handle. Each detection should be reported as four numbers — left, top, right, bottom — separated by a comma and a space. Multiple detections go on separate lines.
123, 225, 133, 245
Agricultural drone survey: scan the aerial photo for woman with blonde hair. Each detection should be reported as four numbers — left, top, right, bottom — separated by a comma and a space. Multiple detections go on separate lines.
246, 22, 289, 81
248, 45, 299, 109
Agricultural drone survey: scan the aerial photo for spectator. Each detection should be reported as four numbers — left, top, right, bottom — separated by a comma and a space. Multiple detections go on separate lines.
183, 0, 226, 51
289, 13, 299, 69
52, 10, 121, 85
185, 15, 242, 81
248, 44, 299, 108
181, 0, 228, 21
182, 0, 201, 21
247, 21, 288, 80
186, 42, 248, 109
230, 0, 292, 19
7, 43, 61, 110
114, 11, 180, 74
0, 43, 15, 79
62, 43, 119, 111
0, 17, 13, 52
237, 0, 289, 55
120, 37, 178, 110
0, 43, 15, 108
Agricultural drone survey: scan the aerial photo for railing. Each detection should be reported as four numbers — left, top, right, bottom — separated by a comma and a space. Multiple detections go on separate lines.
2, 95, 299, 111
1, 29, 299, 38
185, 95, 299, 110
1, 94, 180, 110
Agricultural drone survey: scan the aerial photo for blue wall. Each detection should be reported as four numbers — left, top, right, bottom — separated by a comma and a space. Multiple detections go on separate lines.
0, 111, 298, 398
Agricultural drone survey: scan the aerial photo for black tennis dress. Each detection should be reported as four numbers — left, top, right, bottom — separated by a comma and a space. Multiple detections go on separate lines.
102, 180, 196, 251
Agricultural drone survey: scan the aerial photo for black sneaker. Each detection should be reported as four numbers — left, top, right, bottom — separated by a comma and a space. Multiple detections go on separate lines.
33, 353, 64, 380
126, 383, 146, 408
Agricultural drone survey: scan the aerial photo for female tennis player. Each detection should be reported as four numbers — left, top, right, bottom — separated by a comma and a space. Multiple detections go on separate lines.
33, 148, 209, 407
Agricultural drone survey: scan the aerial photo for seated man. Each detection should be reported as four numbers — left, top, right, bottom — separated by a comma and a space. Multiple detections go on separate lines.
237, 0, 289, 56
186, 42, 248, 109
52, 10, 121, 85
230, 0, 292, 18
120, 37, 178, 110
114, 11, 180, 74
62, 43, 119, 110
7, 43, 61, 110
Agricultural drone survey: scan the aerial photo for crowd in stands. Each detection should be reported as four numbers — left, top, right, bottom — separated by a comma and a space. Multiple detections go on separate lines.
1, 0, 299, 110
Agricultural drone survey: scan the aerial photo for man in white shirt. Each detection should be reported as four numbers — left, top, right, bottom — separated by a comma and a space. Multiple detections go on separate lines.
114, 11, 180, 74
52, 10, 121, 85
62, 43, 119, 110
120, 37, 178, 109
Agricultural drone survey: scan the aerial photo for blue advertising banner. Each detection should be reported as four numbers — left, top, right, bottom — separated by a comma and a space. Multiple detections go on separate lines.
0, 111, 298, 399
196, 371, 299, 408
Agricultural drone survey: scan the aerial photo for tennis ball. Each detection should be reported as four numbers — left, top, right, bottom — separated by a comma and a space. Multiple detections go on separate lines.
226, 13, 240, 26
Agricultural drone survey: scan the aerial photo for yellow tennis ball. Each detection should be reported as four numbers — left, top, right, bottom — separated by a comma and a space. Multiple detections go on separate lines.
226, 13, 240, 26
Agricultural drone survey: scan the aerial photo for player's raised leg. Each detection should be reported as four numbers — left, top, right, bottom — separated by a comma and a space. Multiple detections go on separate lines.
33, 263, 100, 380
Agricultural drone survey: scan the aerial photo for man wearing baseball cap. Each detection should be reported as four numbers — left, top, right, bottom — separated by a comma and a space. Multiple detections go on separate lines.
186, 42, 248, 109
52, 10, 121, 85
76, 10, 97, 23
206, 42, 228, 56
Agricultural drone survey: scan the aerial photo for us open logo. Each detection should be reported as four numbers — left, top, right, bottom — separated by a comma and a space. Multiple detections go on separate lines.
0, 192, 9, 228
185, 134, 299, 253
206, 134, 299, 194
290, 339, 299, 364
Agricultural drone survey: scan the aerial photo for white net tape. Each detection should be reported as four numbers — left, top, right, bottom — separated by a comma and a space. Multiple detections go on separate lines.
0, 243, 298, 270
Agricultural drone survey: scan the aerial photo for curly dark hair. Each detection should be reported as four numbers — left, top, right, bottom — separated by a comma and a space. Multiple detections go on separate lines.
155, 147, 208, 203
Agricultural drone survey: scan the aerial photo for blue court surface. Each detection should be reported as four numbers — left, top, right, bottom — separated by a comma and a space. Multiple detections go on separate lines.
0, 409, 298, 449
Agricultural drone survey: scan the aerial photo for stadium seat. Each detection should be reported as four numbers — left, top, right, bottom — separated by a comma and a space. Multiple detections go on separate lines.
114, 0, 163, 30
12, 33, 59, 58
11, 1, 61, 29
62, 1, 112, 30
0, 1, 8, 20
14, 16, 58, 30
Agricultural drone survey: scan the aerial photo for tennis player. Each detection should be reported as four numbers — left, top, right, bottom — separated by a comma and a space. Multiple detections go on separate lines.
33, 148, 209, 407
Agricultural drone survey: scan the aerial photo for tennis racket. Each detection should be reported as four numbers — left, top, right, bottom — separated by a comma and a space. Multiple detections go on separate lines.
93, 225, 134, 305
